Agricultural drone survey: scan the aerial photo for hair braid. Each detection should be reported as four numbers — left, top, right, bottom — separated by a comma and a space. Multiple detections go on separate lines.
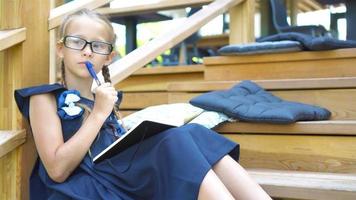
60, 60, 66, 87
101, 65, 123, 124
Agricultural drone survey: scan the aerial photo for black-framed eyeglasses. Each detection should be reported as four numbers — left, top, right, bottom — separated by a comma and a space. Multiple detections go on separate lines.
62, 35, 113, 55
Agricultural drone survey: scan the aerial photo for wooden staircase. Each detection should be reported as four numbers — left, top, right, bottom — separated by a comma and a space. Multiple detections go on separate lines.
2, 0, 252, 199
2, 0, 355, 199
118, 48, 356, 199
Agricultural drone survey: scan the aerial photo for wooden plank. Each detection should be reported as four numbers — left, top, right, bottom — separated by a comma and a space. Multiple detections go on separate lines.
195, 34, 229, 48
301, 0, 323, 11
116, 71, 203, 92
0, 130, 26, 158
217, 120, 356, 135
97, 0, 214, 17
19, 1, 51, 199
116, 65, 204, 92
132, 65, 204, 75
248, 169, 356, 200
167, 77, 356, 92
0, 28, 26, 52
49, 0, 58, 84
226, 134, 356, 172
0, 148, 19, 200
48, 0, 113, 30
204, 59, 356, 81
168, 89, 356, 120
204, 48, 356, 65
0, 0, 24, 199
120, 92, 169, 109
229, 0, 255, 44
0, 0, 22, 29
109, 0, 244, 85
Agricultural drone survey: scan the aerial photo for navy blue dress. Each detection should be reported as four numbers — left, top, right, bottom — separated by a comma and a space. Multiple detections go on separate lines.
14, 83, 239, 200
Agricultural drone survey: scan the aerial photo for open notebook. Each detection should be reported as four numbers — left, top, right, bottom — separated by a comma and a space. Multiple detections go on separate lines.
93, 120, 178, 164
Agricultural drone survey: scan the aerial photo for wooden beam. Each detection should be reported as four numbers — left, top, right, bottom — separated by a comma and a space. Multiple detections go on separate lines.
301, 0, 323, 11
297, 1, 312, 13
97, 0, 214, 17
0, 28, 26, 52
0, 130, 26, 158
109, 0, 243, 85
229, 0, 255, 44
48, 0, 114, 30
248, 169, 356, 199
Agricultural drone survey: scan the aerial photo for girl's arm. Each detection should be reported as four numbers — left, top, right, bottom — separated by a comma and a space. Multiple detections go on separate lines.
29, 84, 117, 183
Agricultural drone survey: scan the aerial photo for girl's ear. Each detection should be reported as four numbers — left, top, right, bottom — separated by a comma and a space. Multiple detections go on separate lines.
104, 50, 117, 66
56, 42, 64, 59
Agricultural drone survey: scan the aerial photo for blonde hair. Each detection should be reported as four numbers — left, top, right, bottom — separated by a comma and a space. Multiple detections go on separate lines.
59, 8, 116, 43
58, 9, 123, 126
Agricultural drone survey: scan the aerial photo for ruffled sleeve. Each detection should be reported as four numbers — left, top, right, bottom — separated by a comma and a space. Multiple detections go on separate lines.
14, 83, 66, 119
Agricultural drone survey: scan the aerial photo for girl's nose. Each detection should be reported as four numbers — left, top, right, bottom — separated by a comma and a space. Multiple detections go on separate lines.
82, 44, 93, 57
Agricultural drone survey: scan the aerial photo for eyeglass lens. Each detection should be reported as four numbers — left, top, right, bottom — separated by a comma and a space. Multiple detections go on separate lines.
64, 36, 112, 55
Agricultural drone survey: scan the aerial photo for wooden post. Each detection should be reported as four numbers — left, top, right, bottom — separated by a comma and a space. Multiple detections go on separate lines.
228, 0, 255, 44
287, 0, 298, 26
18, 2, 51, 199
260, 0, 277, 37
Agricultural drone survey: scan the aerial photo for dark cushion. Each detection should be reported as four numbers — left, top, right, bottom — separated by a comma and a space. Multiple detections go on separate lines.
218, 40, 302, 55
189, 80, 331, 124
257, 32, 356, 51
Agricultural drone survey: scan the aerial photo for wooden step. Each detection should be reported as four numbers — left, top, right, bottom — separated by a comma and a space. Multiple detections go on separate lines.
0, 28, 26, 51
166, 78, 356, 120
203, 48, 356, 81
248, 169, 356, 200
217, 120, 356, 135
227, 134, 356, 172
116, 65, 204, 92
168, 77, 356, 91
0, 130, 26, 158
121, 92, 169, 109
168, 88, 356, 120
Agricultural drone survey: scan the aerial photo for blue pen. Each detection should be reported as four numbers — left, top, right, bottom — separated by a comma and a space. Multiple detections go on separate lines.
85, 61, 101, 86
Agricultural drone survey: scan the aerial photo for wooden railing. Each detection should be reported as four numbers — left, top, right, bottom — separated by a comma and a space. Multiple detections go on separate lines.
0, 28, 26, 51
48, 0, 113, 30
108, 0, 245, 84
48, 0, 255, 83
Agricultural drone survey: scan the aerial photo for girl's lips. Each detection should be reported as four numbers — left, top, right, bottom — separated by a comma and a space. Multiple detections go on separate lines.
78, 62, 87, 66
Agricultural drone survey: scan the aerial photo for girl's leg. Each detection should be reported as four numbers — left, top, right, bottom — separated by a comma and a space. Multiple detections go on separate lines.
197, 169, 235, 200
212, 155, 272, 200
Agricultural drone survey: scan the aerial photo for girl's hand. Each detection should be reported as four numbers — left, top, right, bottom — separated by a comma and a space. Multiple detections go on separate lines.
92, 83, 118, 119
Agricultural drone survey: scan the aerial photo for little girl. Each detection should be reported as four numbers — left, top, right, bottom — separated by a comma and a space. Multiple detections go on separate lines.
15, 9, 271, 200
